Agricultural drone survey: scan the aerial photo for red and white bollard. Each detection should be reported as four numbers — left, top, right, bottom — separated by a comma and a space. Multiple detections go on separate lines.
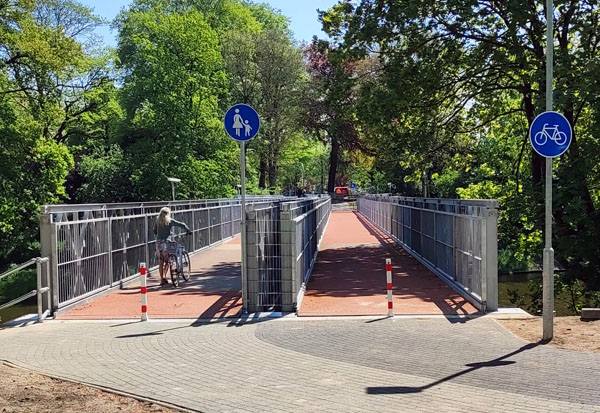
386, 258, 393, 317
140, 262, 148, 321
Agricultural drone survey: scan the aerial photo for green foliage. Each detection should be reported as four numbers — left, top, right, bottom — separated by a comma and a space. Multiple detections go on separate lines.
117, 6, 232, 199
77, 145, 131, 202
320, 0, 600, 291
0, 269, 36, 303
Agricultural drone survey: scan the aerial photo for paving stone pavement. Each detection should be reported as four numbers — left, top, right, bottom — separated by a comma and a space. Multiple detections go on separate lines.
1, 317, 599, 412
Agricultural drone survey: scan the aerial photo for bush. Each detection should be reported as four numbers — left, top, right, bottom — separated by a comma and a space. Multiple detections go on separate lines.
0, 268, 36, 304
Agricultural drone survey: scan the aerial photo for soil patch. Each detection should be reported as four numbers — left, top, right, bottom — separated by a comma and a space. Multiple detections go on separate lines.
498, 316, 600, 353
0, 362, 176, 412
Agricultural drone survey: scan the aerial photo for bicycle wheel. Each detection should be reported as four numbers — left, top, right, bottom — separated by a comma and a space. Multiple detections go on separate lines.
534, 131, 547, 146
170, 255, 180, 287
555, 131, 568, 145
181, 251, 191, 281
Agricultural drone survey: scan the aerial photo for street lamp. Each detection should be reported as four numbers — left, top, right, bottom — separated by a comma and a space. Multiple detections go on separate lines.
298, 162, 305, 189
167, 177, 180, 201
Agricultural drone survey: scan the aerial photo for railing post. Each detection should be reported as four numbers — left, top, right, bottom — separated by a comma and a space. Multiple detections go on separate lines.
39, 211, 53, 314
484, 206, 499, 312
280, 207, 296, 312
207, 210, 211, 247
243, 206, 256, 313
36, 258, 43, 323
108, 214, 114, 286
51, 225, 59, 312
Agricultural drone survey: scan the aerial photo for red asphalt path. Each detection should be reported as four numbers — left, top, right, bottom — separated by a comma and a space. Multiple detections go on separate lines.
298, 211, 478, 316
58, 238, 242, 320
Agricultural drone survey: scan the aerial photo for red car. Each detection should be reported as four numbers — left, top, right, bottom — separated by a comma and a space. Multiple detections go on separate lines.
334, 186, 350, 196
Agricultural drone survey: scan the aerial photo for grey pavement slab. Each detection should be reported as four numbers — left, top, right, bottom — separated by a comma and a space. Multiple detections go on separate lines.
0, 317, 599, 412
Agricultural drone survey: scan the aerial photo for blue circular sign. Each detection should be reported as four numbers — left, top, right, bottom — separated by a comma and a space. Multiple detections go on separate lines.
529, 111, 572, 158
224, 104, 260, 141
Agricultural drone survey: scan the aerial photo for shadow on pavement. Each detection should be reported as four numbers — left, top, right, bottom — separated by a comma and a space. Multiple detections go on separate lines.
353, 211, 480, 319
366, 342, 538, 395
302, 211, 478, 319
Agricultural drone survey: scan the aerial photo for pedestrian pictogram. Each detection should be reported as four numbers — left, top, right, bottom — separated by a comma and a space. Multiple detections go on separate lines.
224, 104, 260, 141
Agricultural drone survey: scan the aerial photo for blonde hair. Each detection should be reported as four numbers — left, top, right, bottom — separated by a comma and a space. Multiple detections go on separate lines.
157, 207, 171, 227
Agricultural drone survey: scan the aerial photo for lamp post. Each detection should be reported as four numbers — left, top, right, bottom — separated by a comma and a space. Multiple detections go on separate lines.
298, 162, 305, 189
167, 177, 180, 201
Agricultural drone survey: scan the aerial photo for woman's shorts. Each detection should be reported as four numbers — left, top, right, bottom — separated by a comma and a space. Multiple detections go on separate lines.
156, 242, 169, 261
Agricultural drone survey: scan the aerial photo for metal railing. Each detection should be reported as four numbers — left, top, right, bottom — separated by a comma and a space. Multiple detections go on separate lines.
244, 196, 332, 312
40, 197, 291, 313
281, 197, 331, 310
0, 258, 51, 323
245, 203, 282, 311
357, 195, 498, 312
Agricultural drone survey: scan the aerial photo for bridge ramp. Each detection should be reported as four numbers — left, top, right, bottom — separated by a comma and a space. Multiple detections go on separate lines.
58, 238, 242, 320
299, 211, 478, 316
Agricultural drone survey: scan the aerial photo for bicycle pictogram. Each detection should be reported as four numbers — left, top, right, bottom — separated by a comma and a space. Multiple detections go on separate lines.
534, 123, 568, 146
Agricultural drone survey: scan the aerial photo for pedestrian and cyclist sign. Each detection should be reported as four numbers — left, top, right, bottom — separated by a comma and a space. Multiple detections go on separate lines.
529, 111, 572, 158
224, 104, 260, 141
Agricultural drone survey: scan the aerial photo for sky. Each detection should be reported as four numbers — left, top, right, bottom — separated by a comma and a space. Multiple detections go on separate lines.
78, 0, 339, 47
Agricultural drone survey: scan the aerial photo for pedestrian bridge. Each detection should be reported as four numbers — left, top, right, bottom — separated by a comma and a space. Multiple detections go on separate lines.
37, 195, 498, 320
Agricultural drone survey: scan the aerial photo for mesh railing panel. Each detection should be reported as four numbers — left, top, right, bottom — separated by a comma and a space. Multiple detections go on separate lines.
357, 195, 498, 308
44, 197, 290, 309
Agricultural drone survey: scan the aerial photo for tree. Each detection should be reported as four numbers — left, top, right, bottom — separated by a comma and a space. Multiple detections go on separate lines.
0, 0, 105, 267
117, 6, 234, 200
321, 0, 600, 284
302, 40, 364, 193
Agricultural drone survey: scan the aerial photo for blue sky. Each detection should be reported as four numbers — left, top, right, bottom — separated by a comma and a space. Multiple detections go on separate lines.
79, 0, 339, 47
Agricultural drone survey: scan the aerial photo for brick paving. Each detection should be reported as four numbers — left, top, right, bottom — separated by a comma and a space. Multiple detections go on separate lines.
1, 317, 599, 412
300, 211, 478, 316
58, 239, 242, 320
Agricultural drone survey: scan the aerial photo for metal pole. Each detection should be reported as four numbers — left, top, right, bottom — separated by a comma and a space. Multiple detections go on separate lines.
543, 0, 554, 341
241, 141, 247, 313
36, 258, 43, 323
171, 182, 175, 201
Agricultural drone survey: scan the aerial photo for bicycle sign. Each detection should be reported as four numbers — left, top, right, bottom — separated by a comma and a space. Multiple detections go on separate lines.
529, 111, 572, 158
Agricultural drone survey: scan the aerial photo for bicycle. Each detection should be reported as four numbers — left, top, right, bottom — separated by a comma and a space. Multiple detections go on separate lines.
534, 123, 568, 146
166, 232, 192, 287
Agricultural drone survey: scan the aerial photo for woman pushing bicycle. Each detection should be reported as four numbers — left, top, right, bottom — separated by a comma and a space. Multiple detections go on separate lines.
154, 207, 191, 286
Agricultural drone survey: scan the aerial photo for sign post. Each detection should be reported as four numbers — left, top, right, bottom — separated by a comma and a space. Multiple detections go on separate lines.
529, 2, 571, 340
224, 104, 260, 313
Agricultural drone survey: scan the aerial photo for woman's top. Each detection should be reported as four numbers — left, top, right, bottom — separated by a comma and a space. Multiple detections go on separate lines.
153, 219, 191, 242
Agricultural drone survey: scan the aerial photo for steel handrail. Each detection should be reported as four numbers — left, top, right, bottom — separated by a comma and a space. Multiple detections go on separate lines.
0, 258, 37, 282
0, 257, 51, 324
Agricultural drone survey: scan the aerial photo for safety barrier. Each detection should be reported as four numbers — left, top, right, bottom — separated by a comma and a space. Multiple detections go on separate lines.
40, 197, 290, 314
357, 195, 498, 312
281, 197, 331, 311
0, 257, 51, 323
244, 196, 331, 312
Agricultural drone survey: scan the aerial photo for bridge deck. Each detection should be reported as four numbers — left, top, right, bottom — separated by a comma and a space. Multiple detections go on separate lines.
298, 211, 478, 316
57, 238, 242, 320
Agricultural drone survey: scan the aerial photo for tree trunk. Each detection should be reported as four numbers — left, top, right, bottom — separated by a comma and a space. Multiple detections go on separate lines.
327, 137, 339, 193
523, 91, 543, 187
259, 155, 267, 189
268, 158, 278, 192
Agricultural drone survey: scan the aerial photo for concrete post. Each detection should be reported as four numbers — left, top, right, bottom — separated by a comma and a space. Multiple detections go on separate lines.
39, 211, 54, 315
243, 207, 255, 313
280, 209, 296, 312
484, 206, 499, 312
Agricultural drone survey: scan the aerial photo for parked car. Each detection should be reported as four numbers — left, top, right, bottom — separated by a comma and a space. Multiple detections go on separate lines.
334, 186, 350, 197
